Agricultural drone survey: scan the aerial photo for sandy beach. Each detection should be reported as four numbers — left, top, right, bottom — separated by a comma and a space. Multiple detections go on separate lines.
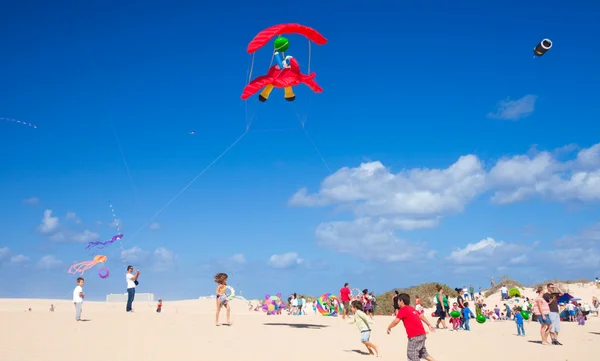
2, 284, 599, 361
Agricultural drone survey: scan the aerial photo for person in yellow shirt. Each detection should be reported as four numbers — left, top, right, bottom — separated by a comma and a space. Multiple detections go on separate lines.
348, 300, 379, 357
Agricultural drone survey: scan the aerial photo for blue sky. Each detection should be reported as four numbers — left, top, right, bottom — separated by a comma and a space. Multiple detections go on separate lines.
1, 0, 599, 301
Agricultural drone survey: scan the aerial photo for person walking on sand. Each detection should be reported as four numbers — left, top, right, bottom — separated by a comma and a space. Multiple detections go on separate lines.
214, 273, 232, 325
543, 283, 564, 345
125, 265, 140, 313
348, 300, 379, 357
340, 282, 351, 319
387, 293, 437, 361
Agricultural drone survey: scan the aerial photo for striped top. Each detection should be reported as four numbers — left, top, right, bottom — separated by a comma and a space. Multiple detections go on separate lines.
533, 294, 550, 315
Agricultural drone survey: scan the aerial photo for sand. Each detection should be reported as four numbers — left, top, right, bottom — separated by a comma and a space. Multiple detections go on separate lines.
2, 283, 599, 361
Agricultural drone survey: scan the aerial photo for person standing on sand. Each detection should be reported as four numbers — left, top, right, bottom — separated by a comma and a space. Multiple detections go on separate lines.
491, 277, 495, 288
533, 286, 551, 345
73, 277, 84, 321
543, 283, 564, 345
125, 265, 140, 313
340, 282, 351, 319
469, 285, 475, 301
434, 284, 448, 329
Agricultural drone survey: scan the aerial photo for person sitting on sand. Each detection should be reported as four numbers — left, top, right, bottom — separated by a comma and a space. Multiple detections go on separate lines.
348, 300, 379, 357
156, 299, 163, 313
214, 273, 231, 326
49, 304, 54, 312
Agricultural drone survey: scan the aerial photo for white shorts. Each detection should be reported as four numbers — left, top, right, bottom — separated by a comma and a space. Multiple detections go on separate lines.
549, 312, 560, 333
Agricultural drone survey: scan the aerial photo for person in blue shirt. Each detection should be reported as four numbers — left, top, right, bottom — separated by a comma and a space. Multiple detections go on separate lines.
462, 302, 475, 331
514, 308, 525, 336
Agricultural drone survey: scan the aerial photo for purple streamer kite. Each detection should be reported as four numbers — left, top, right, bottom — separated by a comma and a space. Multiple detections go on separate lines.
86, 234, 123, 251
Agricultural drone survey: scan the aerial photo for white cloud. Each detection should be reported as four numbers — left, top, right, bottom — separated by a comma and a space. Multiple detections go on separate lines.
0, 247, 9, 261
230, 253, 246, 264
290, 156, 486, 218
121, 246, 177, 271
71, 230, 100, 243
489, 144, 600, 204
37, 255, 63, 270
22, 197, 40, 205
109, 219, 123, 229
289, 142, 600, 262
153, 247, 177, 271
446, 237, 529, 273
38, 209, 60, 234
487, 94, 537, 120
149, 222, 160, 230
268, 252, 304, 269
10, 254, 29, 264
122, 247, 150, 263
65, 212, 81, 224
315, 218, 431, 262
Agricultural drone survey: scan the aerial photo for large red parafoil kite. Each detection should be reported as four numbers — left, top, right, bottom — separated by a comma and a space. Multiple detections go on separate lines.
242, 23, 327, 102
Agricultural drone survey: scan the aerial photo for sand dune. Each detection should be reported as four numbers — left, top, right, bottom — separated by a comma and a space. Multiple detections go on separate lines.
1, 283, 599, 361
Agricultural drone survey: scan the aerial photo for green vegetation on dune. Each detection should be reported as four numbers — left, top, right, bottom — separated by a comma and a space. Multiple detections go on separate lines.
484, 277, 525, 298
374, 283, 457, 315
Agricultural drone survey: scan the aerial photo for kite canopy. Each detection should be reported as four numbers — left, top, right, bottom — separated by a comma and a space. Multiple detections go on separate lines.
247, 23, 328, 54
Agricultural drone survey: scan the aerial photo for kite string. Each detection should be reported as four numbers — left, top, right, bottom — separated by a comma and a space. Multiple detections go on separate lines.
108, 203, 126, 263
110, 123, 138, 204
123, 129, 250, 245
308, 40, 311, 74
289, 103, 332, 174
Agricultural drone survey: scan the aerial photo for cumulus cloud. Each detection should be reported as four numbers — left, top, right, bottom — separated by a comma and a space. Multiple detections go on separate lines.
10, 254, 30, 264
489, 145, 600, 204
153, 247, 177, 271
0, 248, 29, 266
487, 94, 537, 120
37, 255, 63, 270
290, 156, 486, 218
230, 253, 246, 264
290, 142, 600, 261
546, 222, 600, 270
268, 252, 304, 269
38, 209, 60, 234
149, 222, 160, 230
315, 218, 432, 262
71, 230, 100, 243
109, 219, 123, 229
122, 246, 177, 271
65, 212, 81, 224
22, 197, 40, 205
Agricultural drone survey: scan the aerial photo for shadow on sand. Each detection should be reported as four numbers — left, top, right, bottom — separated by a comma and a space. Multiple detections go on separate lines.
344, 349, 370, 355
590, 332, 600, 335
263, 322, 328, 329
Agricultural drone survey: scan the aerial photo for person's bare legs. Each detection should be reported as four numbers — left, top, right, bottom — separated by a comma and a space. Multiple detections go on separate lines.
226, 304, 231, 324
363, 341, 379, 357
215, 299, 221, 326
541, 324, 550, 344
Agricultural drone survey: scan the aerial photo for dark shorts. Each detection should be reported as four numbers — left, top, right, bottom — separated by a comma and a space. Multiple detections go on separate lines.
436, 305, 446, 319
407, 334, 429, 361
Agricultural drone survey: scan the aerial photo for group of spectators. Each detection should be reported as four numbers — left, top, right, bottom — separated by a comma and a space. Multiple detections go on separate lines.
339, 283, 377, 319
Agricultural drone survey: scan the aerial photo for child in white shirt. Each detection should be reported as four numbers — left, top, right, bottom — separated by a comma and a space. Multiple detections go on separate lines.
73, 277, 84, 321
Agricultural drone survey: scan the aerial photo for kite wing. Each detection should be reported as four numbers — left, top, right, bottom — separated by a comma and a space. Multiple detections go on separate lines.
241, 75, 276, 100
247, 24, 328, 54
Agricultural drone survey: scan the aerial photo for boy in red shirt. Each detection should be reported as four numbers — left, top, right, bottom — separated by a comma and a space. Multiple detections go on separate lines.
387, 293, 437, 361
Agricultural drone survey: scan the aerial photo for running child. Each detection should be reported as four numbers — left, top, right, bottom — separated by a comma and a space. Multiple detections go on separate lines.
348, 300, 379, 357
214, 273, 231, 326
387, 293, 437, 361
